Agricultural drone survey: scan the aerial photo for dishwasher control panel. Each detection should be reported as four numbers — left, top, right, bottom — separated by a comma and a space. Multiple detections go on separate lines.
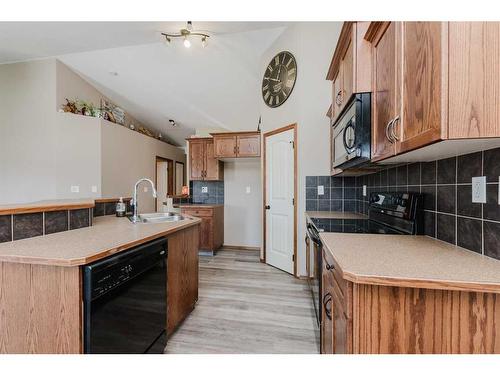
84, 238, 167, 300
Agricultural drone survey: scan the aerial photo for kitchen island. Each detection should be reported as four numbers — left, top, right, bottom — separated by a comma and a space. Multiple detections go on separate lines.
319, 233, 500, 354
0, 215, 201, 354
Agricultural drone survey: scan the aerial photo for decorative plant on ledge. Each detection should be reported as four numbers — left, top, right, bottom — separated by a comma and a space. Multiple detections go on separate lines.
60, 98, 99, 117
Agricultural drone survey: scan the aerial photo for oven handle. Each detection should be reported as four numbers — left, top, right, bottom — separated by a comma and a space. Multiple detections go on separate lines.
306, 223, 322, 246
342, 118, 356, 154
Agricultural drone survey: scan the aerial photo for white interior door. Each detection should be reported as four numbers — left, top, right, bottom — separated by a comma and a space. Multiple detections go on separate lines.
265, 129, 295, 274
156, 161, 168, 212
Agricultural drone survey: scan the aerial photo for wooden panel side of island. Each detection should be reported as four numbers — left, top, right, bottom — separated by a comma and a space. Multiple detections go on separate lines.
0, 262, 82, 354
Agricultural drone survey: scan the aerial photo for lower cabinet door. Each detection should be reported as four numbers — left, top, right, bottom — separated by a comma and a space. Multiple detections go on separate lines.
332, 291, 348, 354
199, 217, 213, 250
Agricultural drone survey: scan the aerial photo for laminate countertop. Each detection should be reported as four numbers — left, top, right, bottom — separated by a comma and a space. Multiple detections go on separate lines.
305, 211, 367, 220
320, 233, 500, 293
0, 215, 201, 267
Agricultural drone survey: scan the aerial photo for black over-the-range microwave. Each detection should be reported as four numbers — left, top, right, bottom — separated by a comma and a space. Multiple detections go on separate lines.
331, 92, 371, 170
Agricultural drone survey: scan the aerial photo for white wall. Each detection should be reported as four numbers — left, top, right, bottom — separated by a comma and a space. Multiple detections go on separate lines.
0, 58, 186, 206
0, 59, 58, 204
101, 121, 186, 213
223, 160, 262, 248
260, 23, 342, 276
54, 112, 102, 199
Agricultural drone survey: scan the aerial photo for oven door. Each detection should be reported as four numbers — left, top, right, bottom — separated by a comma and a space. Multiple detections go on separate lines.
306, 223, 322, 328
332, 92, 371, 170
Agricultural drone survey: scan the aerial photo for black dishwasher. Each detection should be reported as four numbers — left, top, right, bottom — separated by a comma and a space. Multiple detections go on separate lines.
83, 237, 167, 354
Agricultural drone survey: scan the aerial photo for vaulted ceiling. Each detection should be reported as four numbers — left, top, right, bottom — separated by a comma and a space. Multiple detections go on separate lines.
0, 22, 288, 145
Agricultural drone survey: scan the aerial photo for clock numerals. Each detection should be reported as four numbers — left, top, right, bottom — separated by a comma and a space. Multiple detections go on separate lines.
262, 51, 296, 108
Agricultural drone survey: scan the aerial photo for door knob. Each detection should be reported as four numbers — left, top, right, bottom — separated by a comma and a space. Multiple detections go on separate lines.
265, 205, 271, 210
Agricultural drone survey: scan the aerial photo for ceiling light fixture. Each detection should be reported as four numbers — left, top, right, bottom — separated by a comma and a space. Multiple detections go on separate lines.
162, 21, 209, 48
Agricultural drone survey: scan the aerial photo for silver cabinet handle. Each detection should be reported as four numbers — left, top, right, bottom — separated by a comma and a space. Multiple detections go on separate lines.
391, 116, 400, 141
385, 118, 395, 143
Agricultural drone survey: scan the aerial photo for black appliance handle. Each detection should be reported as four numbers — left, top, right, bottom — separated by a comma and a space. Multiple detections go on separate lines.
342, 118, 356, 153
306, 223, 322, 246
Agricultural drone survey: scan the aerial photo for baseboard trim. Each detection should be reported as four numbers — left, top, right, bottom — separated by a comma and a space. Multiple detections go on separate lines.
221, 245, 261, 251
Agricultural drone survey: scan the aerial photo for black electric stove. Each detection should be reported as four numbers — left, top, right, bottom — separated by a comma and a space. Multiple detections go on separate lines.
309, 191, 424, 235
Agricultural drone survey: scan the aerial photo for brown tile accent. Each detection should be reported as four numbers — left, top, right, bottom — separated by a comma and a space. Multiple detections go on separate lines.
69, 209, 90, 230
44, 210, 69, 235
0, 215, 12, 243
13, 213, 43, 240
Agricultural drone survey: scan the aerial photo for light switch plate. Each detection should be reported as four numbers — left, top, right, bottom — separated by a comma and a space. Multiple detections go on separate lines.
91, 185, 97, 193
317, 185, 324, 195
143, 186, 148, 192
363, 185, 367, 197
201, 186, 208, 193
472, 176, 486, 203
70, 185, 79, 193
246, 186, 251, 194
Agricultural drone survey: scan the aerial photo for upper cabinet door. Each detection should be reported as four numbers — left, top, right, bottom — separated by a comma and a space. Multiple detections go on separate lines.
449, 22, 500, 138
213, 135, 237, 158
204, 139, 223, 180
370, 22, 399, 161
397, 22, 447, 153
189, 140, 206, 180
237, 134, 261, 157
341, 36, 354, 110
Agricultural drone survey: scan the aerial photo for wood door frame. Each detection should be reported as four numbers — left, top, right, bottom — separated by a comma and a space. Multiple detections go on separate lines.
175, 161, 186, 195
262, 123, 298, 277
155, 156, 174, 211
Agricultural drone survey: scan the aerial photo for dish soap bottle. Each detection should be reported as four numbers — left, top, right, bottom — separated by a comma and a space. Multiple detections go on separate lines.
116, 197, 126, 217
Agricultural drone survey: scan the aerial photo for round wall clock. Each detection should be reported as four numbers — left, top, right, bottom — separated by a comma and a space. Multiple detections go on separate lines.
262, 51, 297, 108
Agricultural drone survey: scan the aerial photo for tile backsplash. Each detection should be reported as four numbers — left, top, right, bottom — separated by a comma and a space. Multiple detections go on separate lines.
190, 181, 224, 204
306, 146, 500, 261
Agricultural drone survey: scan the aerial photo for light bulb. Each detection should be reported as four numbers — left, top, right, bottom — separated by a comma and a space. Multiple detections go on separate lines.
183, 37, 191, 48
201, 36, 207, 48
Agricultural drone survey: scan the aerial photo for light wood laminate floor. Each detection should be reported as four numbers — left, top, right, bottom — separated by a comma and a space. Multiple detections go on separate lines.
165, 249, 319, 354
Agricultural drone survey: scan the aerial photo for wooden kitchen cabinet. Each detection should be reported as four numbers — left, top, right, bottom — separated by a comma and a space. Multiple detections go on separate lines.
167, 224, 199, 335
448, 22, 500, 139
369, 21, 400, 161
211, 131, 261, 158
180, 206, 224, 255
327, 22, 372, 125
187, 138, 224, 181
364, 21, 500, 163
321, 248, 352, 354
397, 22, 447, 153
212, 134, 237, 158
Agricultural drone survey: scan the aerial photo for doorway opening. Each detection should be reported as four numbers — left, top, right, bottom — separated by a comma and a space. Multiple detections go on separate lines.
155, 156, 174, 212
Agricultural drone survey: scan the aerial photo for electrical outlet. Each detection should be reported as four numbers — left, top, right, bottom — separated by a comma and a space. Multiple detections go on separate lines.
246, 186, 251, 194
472, 176, 486, 203
91, 185, 97, 193
201, 186, 208, 193
363, 185, 367, 197
70, 185, 79, 193
317, 185, 324, 195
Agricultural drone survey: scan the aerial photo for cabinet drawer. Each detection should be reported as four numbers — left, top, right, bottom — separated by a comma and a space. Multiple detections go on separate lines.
181, 208, 213, 217
323, 249, 347, 298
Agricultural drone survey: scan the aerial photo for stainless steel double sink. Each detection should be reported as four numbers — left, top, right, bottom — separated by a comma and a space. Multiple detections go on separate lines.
128, 212, 188, 224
